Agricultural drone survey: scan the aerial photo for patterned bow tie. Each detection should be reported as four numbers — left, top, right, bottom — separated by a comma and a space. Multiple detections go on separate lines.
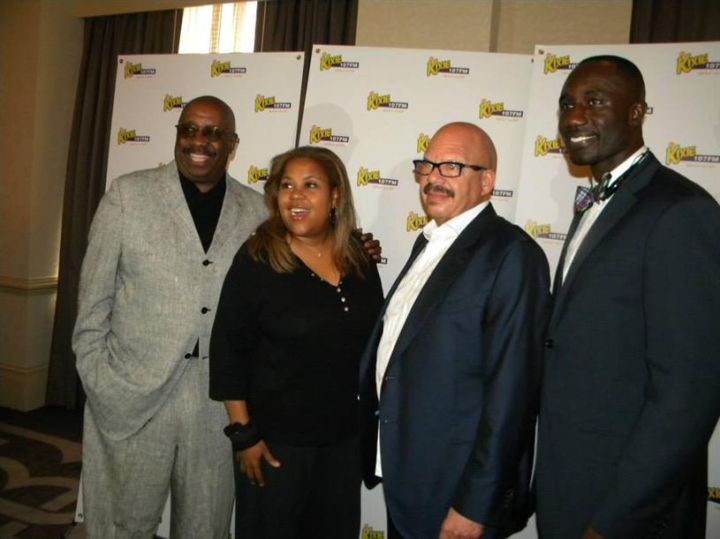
573, 150, 650, 213
574, 173, 612, 213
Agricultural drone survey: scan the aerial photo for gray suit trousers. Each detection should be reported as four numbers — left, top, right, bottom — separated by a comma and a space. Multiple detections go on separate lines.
81, 358, 234, 539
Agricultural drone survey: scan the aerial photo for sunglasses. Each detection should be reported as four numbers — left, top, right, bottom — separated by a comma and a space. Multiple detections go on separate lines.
175, 123, 236, 142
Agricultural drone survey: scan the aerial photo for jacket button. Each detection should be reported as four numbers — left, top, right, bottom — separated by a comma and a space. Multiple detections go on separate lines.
201, 307, 210, 314
184, 353, 192, 359
202, 259, 212, 266
544, 339, 554, 349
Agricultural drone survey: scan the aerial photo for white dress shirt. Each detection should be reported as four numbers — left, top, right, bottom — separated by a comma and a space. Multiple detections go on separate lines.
374, 201, 488, 476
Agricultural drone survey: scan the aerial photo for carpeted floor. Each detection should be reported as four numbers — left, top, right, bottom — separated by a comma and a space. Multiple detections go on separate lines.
0, 406, 83, 539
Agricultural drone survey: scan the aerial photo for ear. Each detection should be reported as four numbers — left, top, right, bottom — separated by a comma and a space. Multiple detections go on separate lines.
331, 188, 339, 207
628, 102, 646, 126
481, 169, 497, 197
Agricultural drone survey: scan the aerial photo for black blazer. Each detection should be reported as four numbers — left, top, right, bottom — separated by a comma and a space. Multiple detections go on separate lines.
359, 204, 551, 538
536, 153, 720, 538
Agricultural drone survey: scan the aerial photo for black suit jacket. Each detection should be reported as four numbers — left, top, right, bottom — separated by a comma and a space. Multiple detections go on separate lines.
536, 153, 720, 538
359, 204, 551, 538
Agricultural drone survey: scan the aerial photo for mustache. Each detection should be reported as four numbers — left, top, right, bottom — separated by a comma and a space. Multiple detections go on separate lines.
423, 182, 454, 197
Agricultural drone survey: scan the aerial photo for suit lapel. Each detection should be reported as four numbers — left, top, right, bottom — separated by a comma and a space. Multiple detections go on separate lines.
156, 162, 204, 253
389, 205, 498, 361
208, 175, 243, 256
551, 154, 660, 326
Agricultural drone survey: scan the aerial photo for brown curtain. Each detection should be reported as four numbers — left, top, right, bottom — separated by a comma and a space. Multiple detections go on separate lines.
254, 0, 358, 143
631, 0, 720, 42
46, 10, 183, 409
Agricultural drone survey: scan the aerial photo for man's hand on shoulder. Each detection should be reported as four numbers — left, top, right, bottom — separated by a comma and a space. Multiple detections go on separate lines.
439, 507, 484, 539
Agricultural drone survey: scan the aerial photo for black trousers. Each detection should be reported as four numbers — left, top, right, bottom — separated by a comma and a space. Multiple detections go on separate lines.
234, 435, 361, 539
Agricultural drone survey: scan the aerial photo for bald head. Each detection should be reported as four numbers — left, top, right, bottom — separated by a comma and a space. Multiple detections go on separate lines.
429, 122, 498, 171
418, 122, 497, 225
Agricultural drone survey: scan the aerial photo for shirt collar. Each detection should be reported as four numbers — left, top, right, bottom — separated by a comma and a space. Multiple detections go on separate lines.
603, 146, 648, 187
422, 201, 489, 242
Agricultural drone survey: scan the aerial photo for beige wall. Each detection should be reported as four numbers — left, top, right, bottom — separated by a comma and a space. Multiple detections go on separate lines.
357, 0, 631, 53
0, 0, 631, 410
0, 0, 82, 410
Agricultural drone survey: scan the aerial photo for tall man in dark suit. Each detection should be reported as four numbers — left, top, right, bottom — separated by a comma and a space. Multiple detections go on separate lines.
359, 122, 550, 538
536, 55, 720, 539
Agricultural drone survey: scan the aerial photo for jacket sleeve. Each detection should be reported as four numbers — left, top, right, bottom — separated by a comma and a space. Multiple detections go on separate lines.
453, 237, 551, 527
72, 180, 124, 400
591, 196, 720, 536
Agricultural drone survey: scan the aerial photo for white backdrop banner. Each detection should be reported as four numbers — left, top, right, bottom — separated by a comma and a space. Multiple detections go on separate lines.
300, 45, 533, 293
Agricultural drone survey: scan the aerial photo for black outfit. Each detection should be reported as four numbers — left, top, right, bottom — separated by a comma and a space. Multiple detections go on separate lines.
210, 242, 383, 538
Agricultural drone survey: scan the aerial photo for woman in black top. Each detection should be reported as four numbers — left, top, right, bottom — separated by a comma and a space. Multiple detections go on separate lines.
210, 146, 383, 538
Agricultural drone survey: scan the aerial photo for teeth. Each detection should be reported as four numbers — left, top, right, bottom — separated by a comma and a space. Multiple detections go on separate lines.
189, 153, 210, 163
290, 208, 309, 216
570, 135, 595, 144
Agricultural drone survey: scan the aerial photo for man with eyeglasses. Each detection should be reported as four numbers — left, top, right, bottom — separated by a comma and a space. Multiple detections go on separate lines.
73, 95, 268, 538
359, 122, 550, 538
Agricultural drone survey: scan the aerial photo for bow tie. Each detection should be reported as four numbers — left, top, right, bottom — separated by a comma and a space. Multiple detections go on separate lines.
574, 172, 612, 213
573, 150, 650, 213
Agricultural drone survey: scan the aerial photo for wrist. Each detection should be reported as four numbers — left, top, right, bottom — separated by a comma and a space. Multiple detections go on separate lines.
223, 421, 261, 451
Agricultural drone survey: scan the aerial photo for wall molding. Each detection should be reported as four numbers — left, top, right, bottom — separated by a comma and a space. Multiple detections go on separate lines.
0, 275, 58, 293
0, 362, 50, 411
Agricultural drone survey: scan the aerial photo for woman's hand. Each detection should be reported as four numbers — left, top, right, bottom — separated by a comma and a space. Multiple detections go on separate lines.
237, 440, 281, 486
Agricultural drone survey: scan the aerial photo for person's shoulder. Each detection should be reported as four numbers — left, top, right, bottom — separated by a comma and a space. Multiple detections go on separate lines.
225, 174, 265, 206
648, 163, 715, 201
109, 161, 175, 192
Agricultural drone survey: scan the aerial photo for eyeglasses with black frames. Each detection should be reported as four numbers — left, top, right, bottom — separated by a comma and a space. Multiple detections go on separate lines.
175, 123, 237, 143
412, 159, 486, 179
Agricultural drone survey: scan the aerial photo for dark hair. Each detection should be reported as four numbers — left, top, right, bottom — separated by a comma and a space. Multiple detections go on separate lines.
247, 146, 370, 277
576, 55, 646, 103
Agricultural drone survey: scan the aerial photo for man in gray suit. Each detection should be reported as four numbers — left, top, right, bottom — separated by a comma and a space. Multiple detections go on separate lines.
73, 95, 267, 538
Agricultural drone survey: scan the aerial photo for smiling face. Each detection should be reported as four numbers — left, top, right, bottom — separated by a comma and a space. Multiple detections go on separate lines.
174, 98, 237, 192
277, 157, 338, 242
419, 123, 496, 226
558, 60, 646, 179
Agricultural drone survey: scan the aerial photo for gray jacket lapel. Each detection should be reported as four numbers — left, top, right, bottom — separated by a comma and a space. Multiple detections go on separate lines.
156, 161, 204, 253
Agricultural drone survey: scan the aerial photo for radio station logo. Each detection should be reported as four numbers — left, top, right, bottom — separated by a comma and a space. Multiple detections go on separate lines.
254, 94, 292, 112
308, 125, 350, 145
163, 94, 184, 112
123, 62, 156, 79
535, 135, 564, 157
709, 486, 720, 505
210, 59, 247, 78
544, 53, 575, 74
247, 165, 269, 184
676, 51, 720, 74
361, 524, 384, 539
117, 128, 150, 145
416, 133, 431, 154
319, 52, 360, 71
426, 57, 470, 77
666, 142, 720, 165
492, 188, 514, 199
407, 211, 430, 232
479, 99, 523, 120
367, 91, 409, 111
356, 167, 399, 188
524, 220, 567, 242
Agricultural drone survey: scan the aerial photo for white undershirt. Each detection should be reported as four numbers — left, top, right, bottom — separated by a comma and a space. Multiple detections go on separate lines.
373, 201, 488, 476
562, 146, 648, 282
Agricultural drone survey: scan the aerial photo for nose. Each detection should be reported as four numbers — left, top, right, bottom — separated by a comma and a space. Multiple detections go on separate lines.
561, 105, 588, 129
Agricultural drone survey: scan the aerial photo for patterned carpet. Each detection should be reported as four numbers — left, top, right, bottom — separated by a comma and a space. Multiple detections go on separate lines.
0, 407, 82, 539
